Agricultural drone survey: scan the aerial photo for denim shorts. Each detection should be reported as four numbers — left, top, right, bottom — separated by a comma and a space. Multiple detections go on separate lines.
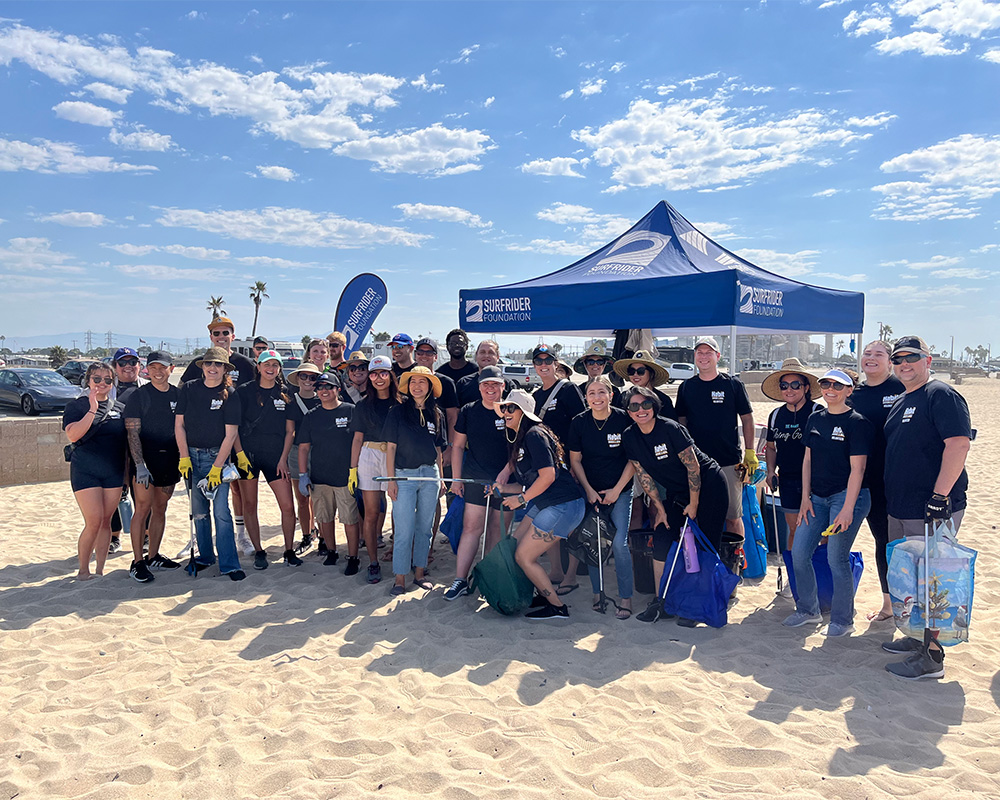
526, 498, 585, 540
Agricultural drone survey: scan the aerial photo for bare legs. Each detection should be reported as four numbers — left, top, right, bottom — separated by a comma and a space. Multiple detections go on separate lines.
131, 480, 174, 560
514, 519, 565, 608
240, 477, 297, 551
74, 486, 120, 579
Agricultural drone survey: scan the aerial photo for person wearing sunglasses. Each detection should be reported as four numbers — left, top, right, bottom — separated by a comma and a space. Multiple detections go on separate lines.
285, 362, 325, 556
106, 346, 147, 555
783, 368, 872, 636
492, 389, 585, 620
63, 362, 128, 580
344, 350, 370, 404
436, 328, 478, 384
252, 337, 270, 359
567, 375, 636, 619
621, 386, 729, 625
760, 358, 823, 579
612, 350, 675, 419
325, 331, 349, 376
574, 342, 622, 408
847, 340, 906, 623
389, 333, 416, 378
175, 347, 245, 581
881, 335, 972, 680
350, 355, 400, 584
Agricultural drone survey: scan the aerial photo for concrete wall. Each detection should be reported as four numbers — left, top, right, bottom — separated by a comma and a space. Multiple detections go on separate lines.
0, 418, 69, 487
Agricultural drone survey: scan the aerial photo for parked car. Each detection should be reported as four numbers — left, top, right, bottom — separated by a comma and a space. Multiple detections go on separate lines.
0, 368, 83, 415
665, 362, 696, 383
501, 363, 540, 390
56, 359, 99, 385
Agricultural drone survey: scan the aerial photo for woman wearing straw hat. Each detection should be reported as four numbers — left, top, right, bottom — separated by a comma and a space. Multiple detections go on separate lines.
493, 389, 586, 620
344, 350, 370, 404
574, 342, 622, 407
761, 359, 823, 560
284, 362, 323, 556
384, 366, 448, 596
612, 350, 676, 420
175, 347, 245, 581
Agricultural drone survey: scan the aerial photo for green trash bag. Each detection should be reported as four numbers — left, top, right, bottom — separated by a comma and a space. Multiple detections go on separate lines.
469, 535, 535, 615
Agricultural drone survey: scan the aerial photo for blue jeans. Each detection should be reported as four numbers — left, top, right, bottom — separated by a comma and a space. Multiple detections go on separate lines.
392, 464, 439, 576
587, 490, 634, 599
190, 447, 240, 575
791, 488, 871, 626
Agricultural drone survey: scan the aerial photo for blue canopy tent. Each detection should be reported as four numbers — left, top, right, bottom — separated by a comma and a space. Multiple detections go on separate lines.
459, 200, 864, 370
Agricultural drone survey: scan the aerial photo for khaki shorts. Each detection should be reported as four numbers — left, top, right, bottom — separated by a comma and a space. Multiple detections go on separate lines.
312, 484, 360, 525
719, 463, 743, 521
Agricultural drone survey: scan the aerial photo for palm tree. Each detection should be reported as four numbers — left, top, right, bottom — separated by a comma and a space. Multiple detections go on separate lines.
206, 295, 226, 320
878, 322, 893, 343
836, 339, 845, 358
48, 345, 68, 369
249, 281, 269, 336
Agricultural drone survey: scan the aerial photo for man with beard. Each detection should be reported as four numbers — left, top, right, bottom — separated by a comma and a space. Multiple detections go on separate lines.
437, 329, 478, 384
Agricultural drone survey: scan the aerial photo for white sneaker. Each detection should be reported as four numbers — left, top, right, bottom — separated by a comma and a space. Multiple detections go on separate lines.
236, 531, 255, 555
777, 582, 793, 599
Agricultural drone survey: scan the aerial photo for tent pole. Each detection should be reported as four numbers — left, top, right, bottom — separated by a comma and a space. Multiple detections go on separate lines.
729, 325, 738, 376
856, 332, 863, 374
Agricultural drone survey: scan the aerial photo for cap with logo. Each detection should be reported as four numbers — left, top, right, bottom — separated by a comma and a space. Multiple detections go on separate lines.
146, 351, 174, 367
369, 355, 393, 372
573, 342, 614, 375
113, 347, 139, 362
315, 372, 340, 389
390, 333, 414, 348
346, 350, 370, 365
478, 365, 505, 384
253, 336, 269, 346
256, 349, 282, 365
891, 335, 930, 358
415, 337, 438, 353
531, 344, 554, 361
207, 317, 235, 332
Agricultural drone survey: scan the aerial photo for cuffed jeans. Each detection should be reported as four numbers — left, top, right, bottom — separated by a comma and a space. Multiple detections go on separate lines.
391, 464, 439, 576
791, 488, 871, 626
190, 447, 241, 575
587, 490, 634, 599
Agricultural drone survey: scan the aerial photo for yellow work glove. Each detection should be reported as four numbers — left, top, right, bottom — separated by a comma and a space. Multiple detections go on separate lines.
743, 448, 760, 474
178, 457, 192, 480
347, 466, 359, 495
236, 450, 254, 480
207, 465, 223, 490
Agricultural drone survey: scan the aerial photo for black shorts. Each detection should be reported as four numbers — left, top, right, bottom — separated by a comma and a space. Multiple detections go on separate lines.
71, 461, 126, 492
245, 446, 285, 484
651, 464, 728, 560
141, 446, 180, 488
461, 480, 492, 507
777, 477, 803, 513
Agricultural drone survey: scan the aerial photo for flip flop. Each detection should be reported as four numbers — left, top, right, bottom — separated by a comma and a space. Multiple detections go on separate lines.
555, 583, 579, 596
866, 609, 894, 622
412, 578, 433, 591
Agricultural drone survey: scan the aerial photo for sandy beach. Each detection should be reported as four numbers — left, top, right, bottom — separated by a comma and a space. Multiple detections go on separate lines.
1, 381, 998, 799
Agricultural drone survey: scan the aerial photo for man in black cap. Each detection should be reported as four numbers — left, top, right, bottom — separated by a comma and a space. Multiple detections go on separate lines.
107, 346, 148, 553
252, 337, 270, 359
881, 335, 973, 681
437, 328, 478, 384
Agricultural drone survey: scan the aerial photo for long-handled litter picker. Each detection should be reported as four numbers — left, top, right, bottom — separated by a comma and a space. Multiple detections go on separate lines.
184, 474, 199, 577
764, 482, 785, 595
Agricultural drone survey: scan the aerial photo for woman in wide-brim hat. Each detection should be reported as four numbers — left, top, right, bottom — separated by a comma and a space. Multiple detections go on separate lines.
398, 365, 443, 398
612, 350, 675, 419
574, 342, 615, 376
760, 358, 822, 402
287, 361, 322, 387
194, 347, 235, 371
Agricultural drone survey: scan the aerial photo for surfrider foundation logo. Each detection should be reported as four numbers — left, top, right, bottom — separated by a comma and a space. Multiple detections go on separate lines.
465, 299, 483, 323
584, 231, 671, 276
738, 281, 784, 318
466, 296, 531, 324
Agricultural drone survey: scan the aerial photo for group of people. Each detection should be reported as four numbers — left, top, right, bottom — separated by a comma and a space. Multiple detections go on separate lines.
63, 322, 971, 679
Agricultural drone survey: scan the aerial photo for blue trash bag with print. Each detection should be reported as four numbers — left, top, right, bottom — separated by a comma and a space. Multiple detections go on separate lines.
781, 544, 864, 614
658, 519, 740, 628
741, 485, 768, 579
440, 495, 465, 555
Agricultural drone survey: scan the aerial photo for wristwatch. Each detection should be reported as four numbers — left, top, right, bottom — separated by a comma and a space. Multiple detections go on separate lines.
518, 493, 527, 507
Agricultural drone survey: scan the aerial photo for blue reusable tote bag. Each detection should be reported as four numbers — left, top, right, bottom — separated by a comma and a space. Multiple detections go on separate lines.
440, 495, 465, 555
781, 544, 864, 614
658, 520, 740, 628
741, 485, 768, 579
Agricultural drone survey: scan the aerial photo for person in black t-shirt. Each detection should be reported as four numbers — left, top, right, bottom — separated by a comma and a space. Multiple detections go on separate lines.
350, 355, 399, 584
675, 337, 756, 541
63, 361, 127, 580
437, 328, 478, 384
492, 389, 585, 621
455, 339, 516, 406
568, 376, 636, 619
414, 337, 460, 468
233, 350, 298, 570
175, 347, 245, 581
574, 342, 622, 408
123, 351, 182, 583
444, 366, 509, 601
761, 358, 823, 554
784, 369, 872, 637
384, 367, 448, 596
621, 386, 729, 625
848, 340, 906, 621
285, 362, 324, 555
108, 345, 147, 555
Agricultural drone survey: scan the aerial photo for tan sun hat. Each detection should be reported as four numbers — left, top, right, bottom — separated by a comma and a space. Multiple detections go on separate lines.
194, 347, 234, 370
398, 365, 442, 398
612, 349, 669, 386
287, 361, 322, 386
760, 358, 822, 401
494, 388, 541, 422
573, 342, 614, 375
346, 350, 369, 366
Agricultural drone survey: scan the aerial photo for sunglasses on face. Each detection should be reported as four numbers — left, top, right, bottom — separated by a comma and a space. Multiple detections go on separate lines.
415, 349, 436, 357
779, 380, 805, 391
819, 380, 848, 390
91, 376, 113, 385
626, 366, 648, 377
499, 403, 521, 414
891, 353, 923, 365
117, 359, 139, 367
627, 399, 655, 412
533, 357, 555, 366
203, 361, 225, 368
211, 330, 232, 336
298, 375, 318, 382
348, 364, 368, 372
371, 370, 390, 378
583, 358, 606, 367
329, 342, 343, 348
316, 384, 338, 391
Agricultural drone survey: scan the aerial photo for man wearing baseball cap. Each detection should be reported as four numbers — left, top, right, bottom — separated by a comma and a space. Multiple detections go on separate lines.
180, 317, 257, 388
252, 337, 270, 359
881, 335, 973, 680
106, 346, 148, 554
675, 336, 757, 544
389, 333, 416, 378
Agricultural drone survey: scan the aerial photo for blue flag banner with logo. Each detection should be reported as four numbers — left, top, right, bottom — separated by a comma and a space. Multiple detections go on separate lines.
334, 274, 388, 351
459, 200, 863, 337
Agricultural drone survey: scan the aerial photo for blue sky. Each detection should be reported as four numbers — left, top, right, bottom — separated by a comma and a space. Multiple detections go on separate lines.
1, 1, 998, 356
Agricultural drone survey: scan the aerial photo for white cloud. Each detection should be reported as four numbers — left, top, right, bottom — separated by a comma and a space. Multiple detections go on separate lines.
423, 269, 448, 275
610, 62, 625, 73
333, 124, 493, 175
580, 78, 606, 96
874, 30, 968, 56
40, 211, 108, 227
841, 1, 1000, 57
559, 89, 574, 100
506, 238, 593, 256
452, 44, 480, 64
0, 137, 156, 173
85, 81, 132, 103
483, 96, 495, 108
551, 46, 566, 59
109, 125, 173, 151
813, 271, 868, 283
520, 156, 586, 178
931, 267, 993, 278
971, 243, 999, 253
0, 237, 76, 271
395, 203, 491, 228
411, 74, 444, 92
880, 255, 963, 268
894, 0, 1000, 38
53, 100, 121, 126
983, 48, 1000, 62
157, 206, 430, 248
736, 248, 820, 277
115, 263, 234, 281
257, 165, 297, 181
103, 243, 158, 256
813, 188, 840, 197
535, 202, 634, 244
872, 134, 1000, 220
162, 244, 231, 260
692, 221, 738, 240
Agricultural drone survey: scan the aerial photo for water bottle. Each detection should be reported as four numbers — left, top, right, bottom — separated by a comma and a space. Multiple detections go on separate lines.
682, 522, 700, 574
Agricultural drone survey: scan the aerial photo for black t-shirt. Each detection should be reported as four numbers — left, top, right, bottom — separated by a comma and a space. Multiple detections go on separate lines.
437, 361, 478, 383
532, 380, 586, 446
512, 425, 583, 510
236, 382, 290, 450
391, 362, 416, 379
803, 408, 873, 498
455, 401, 509, 481
675, 373, 752, 467
884, 380, 972, 520
176, 380, 241, 449
63, 396, 127, 474
622, 416, 713, 497
384, 404, 447, 470
848, 376, 906, 490
349, 395, 398, 443
124, 383, 179, 451
457, 373, 516, 407
615, 386, 676, 421
181, 352, 257, 388
766, 401, 823, 482
566, 408, 632, 492
298, 403, 355, 486
115, 380, 142, 406
287, 392, 322, 439
436, 373, 459, 411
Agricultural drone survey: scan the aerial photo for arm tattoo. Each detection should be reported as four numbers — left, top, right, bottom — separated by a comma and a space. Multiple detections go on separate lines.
631, 460, 661, 504
125, 418, 144, 466
678, 446, 701, 492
